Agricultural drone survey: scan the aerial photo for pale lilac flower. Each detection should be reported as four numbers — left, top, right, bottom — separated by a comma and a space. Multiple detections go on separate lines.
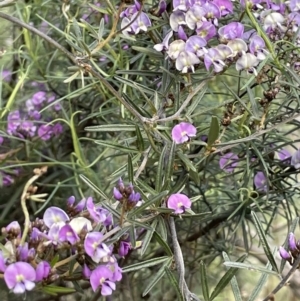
178, 26, 188, 41
288, 232, 297, 251
84, 232, 111, 263
35, 261, 51, 281
43, 207, 69, 228
4, 262, 36, 294
59, 224, 80, 245
173, 0, 190, 11
254, 171, 268, 192
185, 5, 206, 29
204, 48, 226, 73
291, 149, 300, 169
185, 35, 207, 56
171, 122, 197, 144
202, 2, 221, 24
277, 149, 291, 161
196, 21, 216, 41
107, 260, 123, 282
212, 0, 233, 16
120, 0, 140, 18
219, 152, 238, 173
83, 264, 92, 278
120, 17, 134, 37
215, 44, 234, 60
45, 223, 65, 246
1, 70, 12, 82
236, 53, 259, 75
167, 193, 191, 214
170, 10, 186, 31
290, 0, 300, 12
32, 91, 47, 108
262, 12, 285, 31
227, 38, 248, 56
279, 246, 291, 261
90, 265, 116, 295
249, 35, 268, 60
154, 31, 173, 52
38, 124, 52, 141
218, 22, 244, 41
131, 12, 151, 34
86, 197, 113, 225
167, 40, 185, 60
176, 51, 200, 73
69, 217, 92, 234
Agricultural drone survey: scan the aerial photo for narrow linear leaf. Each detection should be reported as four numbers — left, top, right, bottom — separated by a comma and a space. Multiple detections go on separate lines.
141, 219, 158, 256
200, 261, 210, 301
207, 116, 220, 148
135, 125, 145, 151
247, 261, 272, 301
162, 141, 176, 190
128, 155, 133, 183
210, 254, 247, 301
143, 258, 172, 297
157, 215, 168, 241
122, 256, 170, 273
164, 266, 184, 301
153, 231, 173, 257
251, 211, 279, 273
156, 145, 167, 192
85, 124, 136, 132
223, 262, 278, 275
95, 140, 140, 154
79, 174, 109, 200
222, 252, 242, 301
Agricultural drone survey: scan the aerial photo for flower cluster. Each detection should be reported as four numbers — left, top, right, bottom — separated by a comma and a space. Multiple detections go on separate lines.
113, 178, 142, 211
0, 86, 63, 186
153, 0, 300, 74
0, 196, 123, 296
279, 232, 300, 265
120, 0, 152, 37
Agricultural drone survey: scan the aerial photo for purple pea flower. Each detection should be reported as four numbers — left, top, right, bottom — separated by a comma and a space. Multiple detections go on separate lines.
254, 171, 268, 192
291, 149, 300, 169
119, 241, 131, 257
185, 35, 207, 56
4, 262, 36, 294
277, 149, 291, 161
87, 197, 113, 225
1, 69, 12, 82
31, 91, 47, 108
289, 233, 298, 251
196, 21, 216, 41
84, 232, 111, 263
131, 12, 151, 34
185, 5, 205, 30
43, 207, 69, 228
204, 48, 226, 73
154, 31, 173, 52
279, 246, 292, 261
6, 221, 21, 237
170, 10, 186, 31
35, 261, 51, 281
249, 35, 268, 60
173, 0, 190, 11
262, 11, 285, 31
202, 2, 221, 24
90, 265, 116, 295
59, 224, 80, 245
219, 152, 238, 173
37, 124, 52, 141
107, 260, 123, 282
212, 0, 233, 16
176, 50, 200, 73
290, 0, 300, 12
177, 26, 188, 41
218, 22, 244, 41
171, 122, 197, 144
167, 193, 191, 214
45, 223, 65, 246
